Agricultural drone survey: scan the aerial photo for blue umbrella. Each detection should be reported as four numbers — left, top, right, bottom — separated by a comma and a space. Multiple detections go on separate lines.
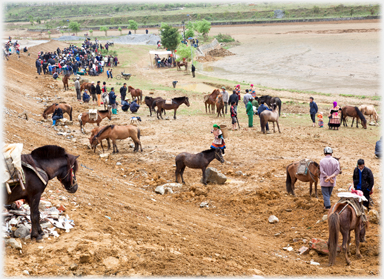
188, 37, 193, 40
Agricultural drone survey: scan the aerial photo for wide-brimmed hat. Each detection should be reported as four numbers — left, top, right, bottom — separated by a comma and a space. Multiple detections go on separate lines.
221, 87, 226, 90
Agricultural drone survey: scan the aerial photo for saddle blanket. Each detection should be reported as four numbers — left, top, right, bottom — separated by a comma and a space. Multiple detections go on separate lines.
2, 143, 23, 183
89, 109, 98, 121
336, 194, 367, 222
296, 159, 312, 175
165, 99, 173, 105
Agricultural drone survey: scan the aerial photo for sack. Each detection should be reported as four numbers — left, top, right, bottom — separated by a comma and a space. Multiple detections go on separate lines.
89, 109, 98, 121
165, 99, 173, 105
296, 159, 312, 175
2, 143, 23, 183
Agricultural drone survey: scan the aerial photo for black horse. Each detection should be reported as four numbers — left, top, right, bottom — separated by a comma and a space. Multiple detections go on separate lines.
144, 96, 166, 117
175, 148, 224, 185
5, 145, 80, 240
152, 96, 190, 120
257, 95, 282, 116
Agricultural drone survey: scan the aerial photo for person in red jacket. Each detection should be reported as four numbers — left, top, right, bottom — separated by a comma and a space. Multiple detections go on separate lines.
230, 102, 238, 131
235, 84, 241, 101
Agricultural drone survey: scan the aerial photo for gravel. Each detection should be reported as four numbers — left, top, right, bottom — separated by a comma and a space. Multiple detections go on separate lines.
54, 34, 160, 45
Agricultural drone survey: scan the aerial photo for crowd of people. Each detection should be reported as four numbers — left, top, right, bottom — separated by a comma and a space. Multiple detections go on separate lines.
3, 37, 27, 60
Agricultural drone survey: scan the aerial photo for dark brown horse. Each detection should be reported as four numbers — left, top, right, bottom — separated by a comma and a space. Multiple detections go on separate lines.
152, 96, 190, 120
43, 103, 73, 121
341, 106, 367, 129
176, 61, 188, 71
80, 82, 92, 93
204, 89, 220, 114
328, 203, 368, 266
216, 93, 225, 117
5, 145, 79, 240
175, 148, 225, 185
144, 96, 165, 117
89, 126, 111, 153
62, 74, 70, 91
90, 125, 142, 153
78, 108, 112, 134
286, 160, 320, 198
128, 86, 143, 104
256, 95, 282, 116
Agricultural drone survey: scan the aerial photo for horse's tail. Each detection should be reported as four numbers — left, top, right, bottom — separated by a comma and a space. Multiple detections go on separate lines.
137, 127, 141, 140
286, 164, 293, 194
151, 100, 158, 110
355, 107, 366, 125
328, 211, 340, 266
69, 106, 73, 121
340, 108, 344, 126
278, 99, 281, 116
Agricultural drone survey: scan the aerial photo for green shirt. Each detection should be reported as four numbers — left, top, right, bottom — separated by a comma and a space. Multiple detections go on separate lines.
246, 101, 253, 116
252, 99, 259, 108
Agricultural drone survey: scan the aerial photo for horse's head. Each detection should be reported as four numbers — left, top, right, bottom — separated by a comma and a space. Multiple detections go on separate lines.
185, 97, 190, 107
362, 118, 367, 129
58, 154, 80, 193
214, 148, 225, 164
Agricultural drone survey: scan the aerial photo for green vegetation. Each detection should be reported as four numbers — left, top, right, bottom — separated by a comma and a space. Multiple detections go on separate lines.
69, 21, 80, 35
175, 43, 195, 62
160, 23, 180, 51
128, 20, 138, 34
100, 26, 109, 36
214, 33, 235, 43
118, 27, 122, 35
193, 19, 211, 37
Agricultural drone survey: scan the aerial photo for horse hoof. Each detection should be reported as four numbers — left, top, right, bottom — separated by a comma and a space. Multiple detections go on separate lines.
356, 254, 362, 259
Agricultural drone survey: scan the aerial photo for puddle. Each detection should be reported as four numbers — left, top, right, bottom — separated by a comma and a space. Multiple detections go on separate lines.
179, 83, 217, 93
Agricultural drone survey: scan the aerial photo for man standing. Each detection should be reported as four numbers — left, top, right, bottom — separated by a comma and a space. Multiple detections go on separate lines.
191, 63, 196, 78
90, 81, 97, 104
96, 81, 102, 106
74, 77, 81, 101
109, 87, 117, 114
252, 97, 259, 115
230, 102, 238, 131
228, 90, 239, 113
353, 159, 374, 211
120, 83, 127, 102
35, 58, 42, 75
246, 96, 254, 128
221, 87, 229, 114
257, 100, 271, 133
375, 137, 381, 158
309, 97, 318, 127
320, 147, 341, 210
243, 89, 252, 108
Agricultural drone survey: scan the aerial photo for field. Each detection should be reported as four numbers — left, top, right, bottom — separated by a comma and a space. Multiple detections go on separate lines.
3, 21, 381, 276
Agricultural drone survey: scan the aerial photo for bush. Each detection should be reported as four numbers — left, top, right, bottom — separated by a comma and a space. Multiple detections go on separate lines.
313, 6, 320, 14
214, 33, 235, 43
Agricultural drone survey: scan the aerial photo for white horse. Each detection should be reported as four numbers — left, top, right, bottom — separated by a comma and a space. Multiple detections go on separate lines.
102, 92, 109, 110
260, 103, 281, 134
359, 105, 379, 124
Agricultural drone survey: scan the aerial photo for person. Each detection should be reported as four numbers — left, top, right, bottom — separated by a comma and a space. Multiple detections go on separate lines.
309, 97, 318, 127
109, 68, 113, 79
249, 83, 254, 92
328, 101, 341, 130
252, 97, 259, 115
221, 87, 229, 115
35, 58, 41, 75
352, 159, 374, 211
129, 99, 140, 113
375, 137, 381, 158
82, 89, 91, 103
191, 63, 196, 78
74, 77, 81, 101
146, 29, 148, 34
48, 63, 53, 75
109, 88, 117, 114
317, 112, 324, 128
211, 124, 226, 154
106, 68, 110, 79
235, 84, 241, 101
251, 90, 256, 99
120, 83, 127, 102
243, 89, 252, 108
96, 81, 102, 106
52, 72, 58, 80
121, 98, 130, 112
52, 105, 63, 126
90, 81, 97, 104
246, 96, 254, 128
319, 147, 341, 210
257, 100, 271, 133
230, 102, 237, 131
228, 90, 239, 114
102, 81, 107, 95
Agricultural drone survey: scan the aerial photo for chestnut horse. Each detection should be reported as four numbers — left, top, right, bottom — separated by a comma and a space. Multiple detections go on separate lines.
341, 106, 367, 129
89, 126, 111, 153
204, 89, 220, 114
128, 86, 143, 104
43, 103, 73, 121
62, 74, 70, 91
78, 108, 111, 134
176, 61, 188, 71
216, 94, 225, 117
152, 96, 190, 120
328, 203, 368, 266
286, 160, 320, 198
359, 105, 379, 124
80, 82, 92, 93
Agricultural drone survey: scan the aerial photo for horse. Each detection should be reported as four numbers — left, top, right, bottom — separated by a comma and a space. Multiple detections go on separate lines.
216, 94, 225, 117
257, 95, 282, 116
328, 203, 368, 266
152, 96, 190, 120
128, 86, 143, 104
80, 82, 92, 93
260, 103, 281, 134
78, 108, 111, 134
176, 61, 188, 71
102, 92, 109, 110
341, 106, 367, 129
144, 96, 165, 117
5, 145, 79, 240
90, 125, 142, 153
359, 105, 379, 124
204, 89, 220, 114
42, 103, 73, 121
203, 94, 215, 114
89, 126, 111, 153
62, 74, 70, 91
175, 148, 225, 185
286, 160, 320, 198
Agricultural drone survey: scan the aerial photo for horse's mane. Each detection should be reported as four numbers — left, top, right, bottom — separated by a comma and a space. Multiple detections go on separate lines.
98, 110, 108, 113
202, 149, 215, 154
312, 161, 319, 168
31, 145, 66, 160
355, 107, 367, 124
174, 97, 187, 101
92, 125, 113, 141
43, 103, 57, 114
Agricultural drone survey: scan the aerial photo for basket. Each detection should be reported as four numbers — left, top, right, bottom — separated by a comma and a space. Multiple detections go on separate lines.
220, 124, 228, 139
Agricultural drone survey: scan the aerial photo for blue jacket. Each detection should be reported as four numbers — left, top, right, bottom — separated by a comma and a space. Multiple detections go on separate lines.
109, 91, 116, 104
83, 92, 90, 102
310, 101, 318, 114
35, 60, 41, 68
257, 104, 271, 116
130, 101, 140, 113
375, 139, 381, 156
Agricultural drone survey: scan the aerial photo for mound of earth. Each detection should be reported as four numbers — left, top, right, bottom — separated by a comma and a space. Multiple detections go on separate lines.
206, 48, 235, 57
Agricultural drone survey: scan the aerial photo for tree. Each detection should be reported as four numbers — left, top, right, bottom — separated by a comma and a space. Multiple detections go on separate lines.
175, 43, 195, 62
194, 19, 211, 37
185, 29, 194, 38
100, 26, 109, 36
110, 18, 115, 25
118, 27, 122, 35
69, 21, 80, 35
48, 31, 51, 39
45, 21, 52, 30
60, 30, 64, 36
36, 17, 41, 24
89, 30, 93, 36
128, 20, 138, 34
159, 23, 180, 51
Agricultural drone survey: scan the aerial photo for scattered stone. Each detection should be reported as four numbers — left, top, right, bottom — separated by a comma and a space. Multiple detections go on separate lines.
116, 162, 122, 166
103, 256, 120, 270
310, 238, 340, 255
368, 209, 379, 224
309, 250, 316, 256
268, 215, 279, 224
310, 259, 320, 266
285, 209, 292, 212
200, 201, 209, 208
322, 214, 328, 222
5, 238, 22, 249
283, 246, 293, 251
79, 254, 92, 264
201, 167, 227, 185
129, 143, 135, 148
165, 116, 170, 120
14, 225, 30, 239
248, 268, 264, 276
165, 188, 173, 194
23, 270, 29, 275
155, 186, 165, 195
161, 183, 182, 188
299, 246, 309, 255
99, 153, 110, 158
235, 171, 244, 176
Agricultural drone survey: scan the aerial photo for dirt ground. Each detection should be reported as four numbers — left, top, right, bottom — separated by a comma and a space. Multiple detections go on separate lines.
3, 22, 381, 277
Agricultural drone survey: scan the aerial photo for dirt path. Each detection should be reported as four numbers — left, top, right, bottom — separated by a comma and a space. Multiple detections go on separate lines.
3, 40, 380, 276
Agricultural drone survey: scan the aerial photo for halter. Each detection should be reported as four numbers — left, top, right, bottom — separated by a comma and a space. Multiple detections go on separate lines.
58, 163, 77, 191
214, 149, 224, 162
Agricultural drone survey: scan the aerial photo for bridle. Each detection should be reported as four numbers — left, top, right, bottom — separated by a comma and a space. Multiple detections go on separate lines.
214, 149, 224, 162
58, 159, 77, 191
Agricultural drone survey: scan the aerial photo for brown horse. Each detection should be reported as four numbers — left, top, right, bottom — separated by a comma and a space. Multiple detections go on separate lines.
62, 74, 70, 91
78, 108, 112, 134
90, 125, 142, 153
128, 86, 143, 104
216, 94, 225, 117
204, 89, 220, 114
286, 160, 320, 198
359, 105, 379, 124
260, 103, 281, 134
144, 96, 165, 117
42, 103, 73, 121
328, 203, 368, 266
176, 61, 188, 71
152, 96, 190, 120
80, 82, 92, 93
341, 106, 367, 129
89, 126, 111, 153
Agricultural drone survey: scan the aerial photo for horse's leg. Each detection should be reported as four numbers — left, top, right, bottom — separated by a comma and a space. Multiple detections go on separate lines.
347, 231, 351, 257
202, 167, 207, 185
309, 181, 313, 198
29, 193, 44, 240
175, 166, 179, 183
291, 177, 297, 196
273, 122, 275, 133
355, 223, 362, 259
315, 180, 318, 199
174, 109, 176, 120
180, 166, 186, 184
341, 226, 351, 265
351, 117, 354, 128
276, 120, 281, 133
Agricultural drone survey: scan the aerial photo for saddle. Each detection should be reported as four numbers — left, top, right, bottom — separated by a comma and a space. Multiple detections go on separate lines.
336, 193, 367, 223
296, 159, 312, 175
88, 109, 98, 121
165, 99, 173, 105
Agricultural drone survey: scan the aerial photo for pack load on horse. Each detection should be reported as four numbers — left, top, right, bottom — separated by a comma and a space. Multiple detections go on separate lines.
341, 106, 367, 129
3, 143, 25, 194
328, 191, 368, 266
42, 103, 73, 121
260, 103, 281, 134
359, 105, 379, 125
4, 145, 80, 240
152, 96, 190, 120
204, 89, 220, 114
78, 108, 111, 134
286, 159, 320, 198
128, 86, 143, 104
